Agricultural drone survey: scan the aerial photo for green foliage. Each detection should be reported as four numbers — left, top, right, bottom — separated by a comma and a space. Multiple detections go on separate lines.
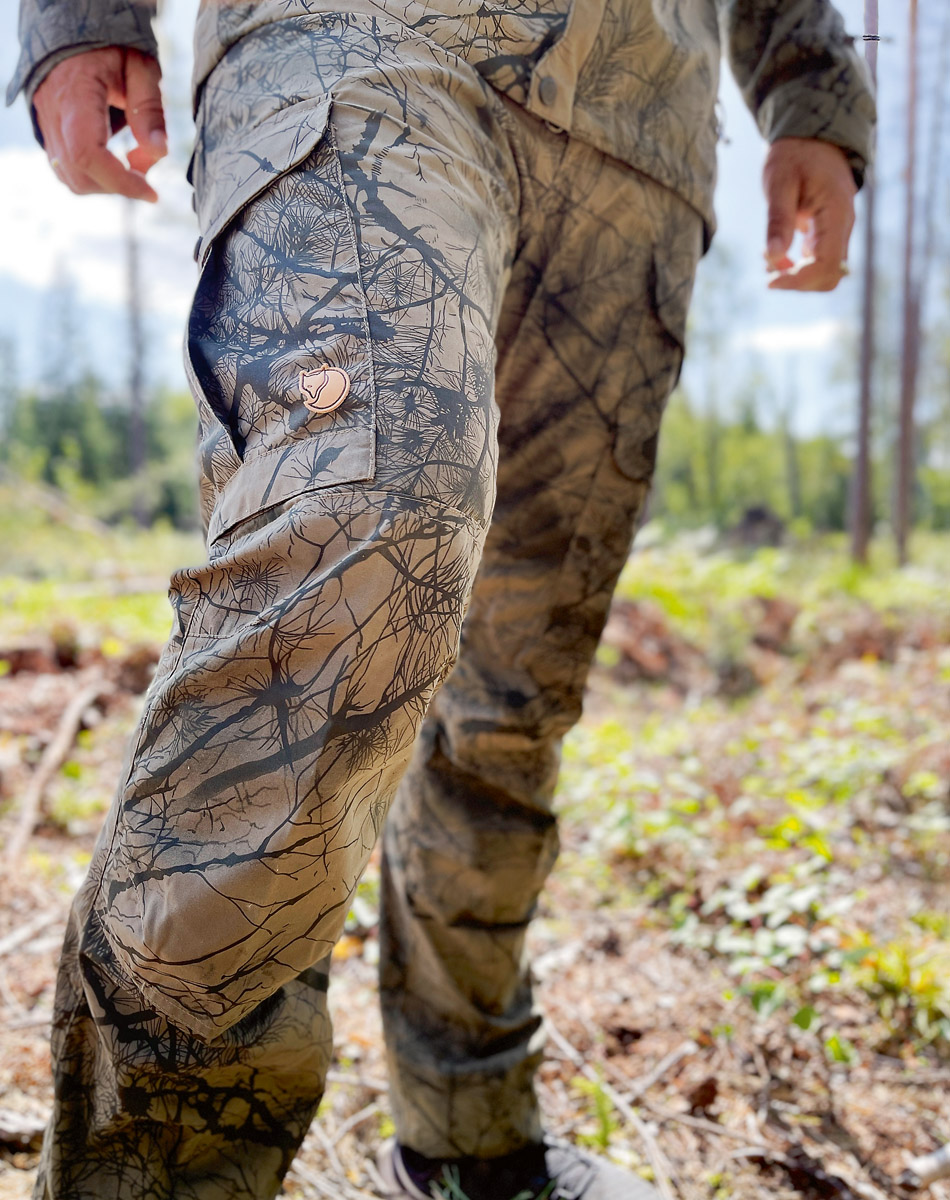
616, 535, 950, 650
558, 538, 950, 1054
1, 374, 201, 529
824, 1033, 857, 1064
344, 874, 380, 933
674, 858, 852, 978
0, 485, 204, 647
653, 390, 855, 531
571, 1074, 620, 1152
850, 937, 950, 1045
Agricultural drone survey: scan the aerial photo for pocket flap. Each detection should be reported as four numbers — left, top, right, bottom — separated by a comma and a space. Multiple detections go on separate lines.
192, 94, 333, 269
207, 435, 375, 546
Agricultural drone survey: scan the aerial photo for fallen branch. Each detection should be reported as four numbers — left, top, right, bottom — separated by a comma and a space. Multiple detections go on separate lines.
0, 909, 62, 958
325, 1070, 388, 1094
899, 1144, 950, 1188
547, 1021, 678, 1200
624, 1040, 698, 1101
5, 678, 111, 864
330, 1102, 382, 1147
653, 1105, 890, 1200
643, 1104, 771, 1146
0, 470, 113, 539
5, 1009, 54, 1029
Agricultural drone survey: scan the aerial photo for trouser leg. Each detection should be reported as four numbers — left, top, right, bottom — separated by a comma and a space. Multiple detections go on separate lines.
35, 16, 520, 1197
34, 870, 332, 1200
380, 121, 705, 1159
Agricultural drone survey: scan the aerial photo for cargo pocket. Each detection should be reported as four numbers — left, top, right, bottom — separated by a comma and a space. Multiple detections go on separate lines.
612, 244, 698, 485
185, 91, 377, 546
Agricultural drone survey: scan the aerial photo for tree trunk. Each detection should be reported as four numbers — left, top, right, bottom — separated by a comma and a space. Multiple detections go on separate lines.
125, 198, 148, 527
895, 0, 918, 566
849, 0, 878, 565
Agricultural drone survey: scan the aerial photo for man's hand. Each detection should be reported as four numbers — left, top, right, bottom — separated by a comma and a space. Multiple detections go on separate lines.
763, 137, 857, 292
33, 47, 167, 203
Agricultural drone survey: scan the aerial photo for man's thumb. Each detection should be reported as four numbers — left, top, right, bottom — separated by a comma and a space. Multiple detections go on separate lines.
124, 49, 167, 168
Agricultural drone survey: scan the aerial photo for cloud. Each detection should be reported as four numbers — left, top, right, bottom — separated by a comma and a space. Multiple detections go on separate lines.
0, 145, 198, 320
734, 319, 849, 353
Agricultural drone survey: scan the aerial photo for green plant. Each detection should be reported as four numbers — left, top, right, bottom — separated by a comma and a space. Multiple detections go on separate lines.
571, 1074, 620, 1152
850, 936, 950, 1044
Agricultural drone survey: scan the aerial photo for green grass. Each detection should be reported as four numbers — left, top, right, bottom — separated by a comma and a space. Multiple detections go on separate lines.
0, 484, 204, 647
617, 529, 950, 648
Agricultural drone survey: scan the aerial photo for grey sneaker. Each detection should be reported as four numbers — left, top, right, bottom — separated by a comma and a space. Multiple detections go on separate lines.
376, 1137, 661, 1199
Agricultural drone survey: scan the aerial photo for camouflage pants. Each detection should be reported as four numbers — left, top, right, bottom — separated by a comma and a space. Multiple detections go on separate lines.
34, 13, 703, 1198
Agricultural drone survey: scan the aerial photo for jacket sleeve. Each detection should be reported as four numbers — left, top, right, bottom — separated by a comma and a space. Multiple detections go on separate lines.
719, 0, 876, 187
6, 0, 159, 125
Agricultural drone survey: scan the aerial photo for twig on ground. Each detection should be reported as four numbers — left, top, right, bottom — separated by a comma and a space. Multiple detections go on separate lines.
547, 1021, 678, 1200
361, 1156, 389, 1196
325, 1070, 389, 1094
623, 1040, 698, 1101
307, 1120, 349, 1181
874, 1067, 950, 1086
0, 910, 62, 959
330, 1102, 382, 1147
4, 678, 111, 864
642, 1104, 771, 1147
899, 1144, 950, 1188
751, 1043, 772, 1125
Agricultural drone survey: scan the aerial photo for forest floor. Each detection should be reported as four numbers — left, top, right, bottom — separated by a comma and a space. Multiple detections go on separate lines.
2, 506, 950, 1199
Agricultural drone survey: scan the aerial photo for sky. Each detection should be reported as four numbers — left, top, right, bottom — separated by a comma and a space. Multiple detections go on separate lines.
0, 0, 928, 436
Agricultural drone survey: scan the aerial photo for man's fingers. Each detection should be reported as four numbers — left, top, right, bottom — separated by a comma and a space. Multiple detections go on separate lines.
807, 199, 852, 284
762, 138, 856, 291
61, 85, 158, 201
78, 146, 159, 201
767, 261, 847, 292
763, 160, 801, 270
32, 47, 162, 201
123, 50, 167, 172
769, 192, 853, 292
56, 148, 157, 200
44, 131, 100, 196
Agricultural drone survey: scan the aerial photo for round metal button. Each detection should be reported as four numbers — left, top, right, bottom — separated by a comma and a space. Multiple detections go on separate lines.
538, 75, 558, 107
300, 363, 351, 415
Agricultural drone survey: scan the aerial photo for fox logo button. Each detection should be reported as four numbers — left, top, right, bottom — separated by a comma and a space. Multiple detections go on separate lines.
300, 363, 351, 414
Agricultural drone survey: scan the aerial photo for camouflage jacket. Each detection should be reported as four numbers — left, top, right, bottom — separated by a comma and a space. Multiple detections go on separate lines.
8, 0, 874, 234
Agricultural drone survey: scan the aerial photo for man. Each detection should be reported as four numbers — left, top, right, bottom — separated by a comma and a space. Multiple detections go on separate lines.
9, 1, 873, 1197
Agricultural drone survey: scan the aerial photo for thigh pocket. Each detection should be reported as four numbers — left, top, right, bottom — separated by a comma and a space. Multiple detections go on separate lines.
612, 191, 704, 485
186, 92, 377, 545
612, 249, 695, 485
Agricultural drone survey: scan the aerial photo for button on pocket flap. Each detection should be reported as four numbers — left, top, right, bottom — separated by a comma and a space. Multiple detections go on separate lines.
192, 94, 333, 269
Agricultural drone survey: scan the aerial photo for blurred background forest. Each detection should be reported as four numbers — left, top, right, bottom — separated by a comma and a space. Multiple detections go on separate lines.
5, 2, 950, 1200
0, 0, 948, 549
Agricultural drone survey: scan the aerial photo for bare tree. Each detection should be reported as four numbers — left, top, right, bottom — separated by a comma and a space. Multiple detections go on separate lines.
124, 197, 147, 527
895, 0, 919, 565
894, 0, 949, 564
849, 0, 878, 565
